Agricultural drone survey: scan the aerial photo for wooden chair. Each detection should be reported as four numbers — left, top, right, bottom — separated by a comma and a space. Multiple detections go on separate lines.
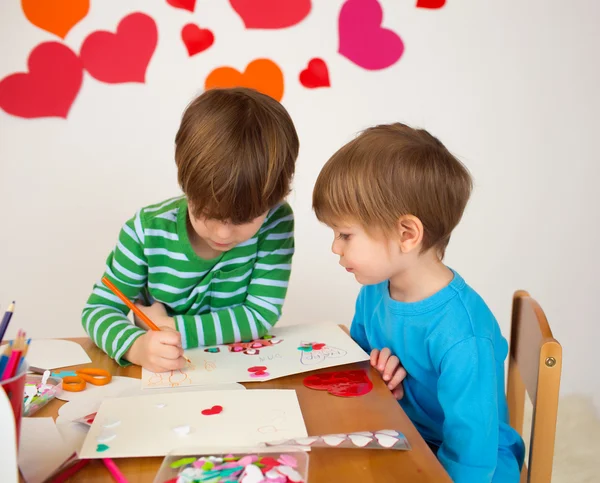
507, 290, 562, 483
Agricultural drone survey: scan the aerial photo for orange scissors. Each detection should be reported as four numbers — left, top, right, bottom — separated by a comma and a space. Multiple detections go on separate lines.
61, 368, 112, 392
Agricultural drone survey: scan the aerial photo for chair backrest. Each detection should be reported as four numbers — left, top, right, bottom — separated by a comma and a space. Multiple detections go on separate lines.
507, 290, 562, 483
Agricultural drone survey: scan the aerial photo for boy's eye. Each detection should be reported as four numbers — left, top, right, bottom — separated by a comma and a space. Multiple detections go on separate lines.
336, 233, 351, 241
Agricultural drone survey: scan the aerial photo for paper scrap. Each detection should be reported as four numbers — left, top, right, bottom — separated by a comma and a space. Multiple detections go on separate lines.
26, 339, 91, 370
18, 418, 75, 483
0, 387, 18, 483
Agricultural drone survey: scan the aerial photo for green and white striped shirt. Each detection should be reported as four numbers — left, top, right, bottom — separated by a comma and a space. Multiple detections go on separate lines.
82, 197, 294, 366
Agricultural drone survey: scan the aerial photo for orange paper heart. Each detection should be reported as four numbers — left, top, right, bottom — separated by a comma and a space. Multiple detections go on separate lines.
22, 0, 90, 39
205, 58, 284, 101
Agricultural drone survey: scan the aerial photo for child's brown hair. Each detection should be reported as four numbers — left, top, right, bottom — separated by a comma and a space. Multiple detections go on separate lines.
175, 87, 299, 224
313, 123, 472, 258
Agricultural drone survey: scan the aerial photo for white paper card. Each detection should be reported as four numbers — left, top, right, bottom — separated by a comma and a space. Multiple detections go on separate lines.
79, 389, 307, 459
26, 339, 91, 370
18, 418, 74, 483
142, 322, 369, 389
0, 387, 18, 483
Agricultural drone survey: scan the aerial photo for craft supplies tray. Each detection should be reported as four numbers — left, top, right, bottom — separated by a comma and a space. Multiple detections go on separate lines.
154, 446, 309, 483
23, 374, 62, 417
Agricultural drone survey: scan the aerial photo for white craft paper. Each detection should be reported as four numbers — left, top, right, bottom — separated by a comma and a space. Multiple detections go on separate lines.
0, 386, 18, 483
26, 339, 91, 370
142, 323, 369, 389
79, 389, 307, 459
18, 418, 75, 483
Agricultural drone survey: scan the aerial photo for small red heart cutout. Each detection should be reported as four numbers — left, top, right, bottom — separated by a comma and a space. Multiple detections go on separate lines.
181, 24, 214, 56
416, 0, 446, 8
303, 370, 373, 397
299, 58, 330, 88
248, 366, 267, 373
167, 0, 196, 12
201, 405, 223, 415
311, 342, 326, 350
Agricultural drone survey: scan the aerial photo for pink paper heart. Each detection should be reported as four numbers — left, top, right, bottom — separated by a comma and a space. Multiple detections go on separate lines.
338, 0, 404, 70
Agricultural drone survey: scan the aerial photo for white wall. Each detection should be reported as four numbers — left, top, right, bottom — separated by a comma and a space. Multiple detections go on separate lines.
1, 1, 599, 405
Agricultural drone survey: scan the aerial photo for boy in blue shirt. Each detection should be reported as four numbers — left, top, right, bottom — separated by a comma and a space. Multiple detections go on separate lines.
313, 123, 525, 482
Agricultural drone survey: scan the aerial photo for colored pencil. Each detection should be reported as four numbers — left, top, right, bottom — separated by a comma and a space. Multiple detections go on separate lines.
102, 458, 129, 483
50, 459, 90, 483
1, 349, 22, 381
101, 277, 192, 364
0, 301, 15, 343
0, 342, 12, 378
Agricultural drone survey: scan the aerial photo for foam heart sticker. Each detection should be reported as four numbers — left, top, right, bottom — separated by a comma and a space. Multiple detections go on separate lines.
293, 437, 318, 446
375, 432, 399, 448
349, 434, 372, 447
182, 24, 214, 56
229, 0, 311, 29
80, 12, 157, 84
416, 0, 446, 8
303, 369, 373, 397
338, 0, 404, 70
0, 42, 83, 119
205, 58, 284, 101
299, 58, 330, 88
22, 0, 90, 39
323, 435, 346, 446
201, 405, 223, 415
167, 0, 196, 12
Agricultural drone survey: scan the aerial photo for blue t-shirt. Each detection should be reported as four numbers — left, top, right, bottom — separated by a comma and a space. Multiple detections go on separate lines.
350, 269, 525, 482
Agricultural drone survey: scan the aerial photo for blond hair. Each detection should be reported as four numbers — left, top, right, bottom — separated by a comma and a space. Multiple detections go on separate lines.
175, 87, 299, 223
313, 123, 472, 258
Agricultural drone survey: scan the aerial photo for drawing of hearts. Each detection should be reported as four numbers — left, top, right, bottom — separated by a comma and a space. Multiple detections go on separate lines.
0, 42, 83, 119
248, 366, 267, 372
299, 58, 330, 88
375, 432, 398, 448
22, 0, 90, 39
323, 435, 346, 446
303, 369, 373, 397
416, 0, 446, 8
338, 0, 404, 70
80, 12, 158, 84
167, 0, 196, 12
229, 0, 311, 29
349, 434, 373, 447
181, 24, 214, 56
205, 59, 284, 101
201, 405, 223, 415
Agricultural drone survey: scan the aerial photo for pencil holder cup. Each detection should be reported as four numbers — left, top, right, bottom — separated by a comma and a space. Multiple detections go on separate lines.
0, 360, 28, 446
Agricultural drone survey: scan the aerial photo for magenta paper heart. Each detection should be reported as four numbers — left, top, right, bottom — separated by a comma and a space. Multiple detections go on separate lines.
338, 0, 404, 70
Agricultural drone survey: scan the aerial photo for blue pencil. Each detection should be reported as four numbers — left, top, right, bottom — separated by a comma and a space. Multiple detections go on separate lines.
0, 341, 13, 379
0, 302, 15, 344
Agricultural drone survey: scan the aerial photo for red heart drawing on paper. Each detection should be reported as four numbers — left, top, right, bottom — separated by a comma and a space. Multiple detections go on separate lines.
311, 342, 326, 350
166, 0, 196, 12
201, 405, 223, 415
303, 370, 373, 397
299, 58, 330, 88
229, 0, 311, 29
80, 12, 157, 84
248, 366, 267, 373
416, 0, 446, 8
0, 42, 83, 119
181, 24, 214, 56
338, 0, 404, 70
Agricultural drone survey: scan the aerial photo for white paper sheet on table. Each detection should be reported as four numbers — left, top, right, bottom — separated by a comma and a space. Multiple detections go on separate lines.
0, 387, 18, 483
141, 322, 369, 389
18, 418, 75, 483
26, 339, 91, 370
79, 389, 307, 459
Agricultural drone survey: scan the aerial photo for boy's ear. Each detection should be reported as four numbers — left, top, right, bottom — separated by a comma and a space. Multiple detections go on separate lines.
396, 215, 424, 253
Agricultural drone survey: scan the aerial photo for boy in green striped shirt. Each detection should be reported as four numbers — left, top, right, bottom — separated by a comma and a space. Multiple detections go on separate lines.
82, 88, 299, 372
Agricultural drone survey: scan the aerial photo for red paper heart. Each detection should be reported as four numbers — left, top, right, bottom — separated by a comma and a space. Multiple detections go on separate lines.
299, 58, 330, 88
201, 405, 223, 415
248, 366, 267, 373
416, 0, 446, 8
0, 42, 83, 119
229, 0, 311, 29
167, 0, 196, 12
80, 12, 157, 84
311, 342, 326, 350
303, 370, 373, 397
181, 24, 214, 56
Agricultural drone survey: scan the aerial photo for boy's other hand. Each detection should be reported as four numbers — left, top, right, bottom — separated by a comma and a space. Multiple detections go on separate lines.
134, 301, 175, 330
370, 348, 407, 399
126, 327, 186, 373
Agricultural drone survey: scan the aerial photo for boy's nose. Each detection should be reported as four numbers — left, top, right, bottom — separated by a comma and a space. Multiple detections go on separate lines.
331, 239, 343, 256
216, 223, 232, 240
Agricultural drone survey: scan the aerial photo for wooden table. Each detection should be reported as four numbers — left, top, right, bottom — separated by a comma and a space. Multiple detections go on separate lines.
31, 338, 450, 482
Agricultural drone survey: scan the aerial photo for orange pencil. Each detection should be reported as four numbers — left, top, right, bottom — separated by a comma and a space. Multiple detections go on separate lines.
101, 277, 191, 364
